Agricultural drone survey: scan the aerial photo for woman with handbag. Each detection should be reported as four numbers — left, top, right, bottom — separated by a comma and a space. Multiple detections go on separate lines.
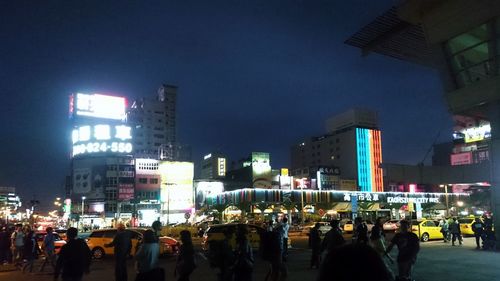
135, 230, 162, 281
175, 230, 196, 281
233, 226, 254, 281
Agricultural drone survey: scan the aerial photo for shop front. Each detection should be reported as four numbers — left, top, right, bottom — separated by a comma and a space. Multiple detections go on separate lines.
206, 188, 469, 221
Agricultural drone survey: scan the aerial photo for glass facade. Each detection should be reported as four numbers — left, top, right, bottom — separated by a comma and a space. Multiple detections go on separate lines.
445, 21, 499, 88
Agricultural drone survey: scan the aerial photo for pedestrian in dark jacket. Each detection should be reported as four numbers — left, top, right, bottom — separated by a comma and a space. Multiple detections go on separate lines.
233, 226, 253, 281
472, 218, 485, 249
40, 227, 56, 272
353, 217, 369, 245
321, 220, 345, 255
175, 230, 196, 281
386, 220, 419, 280
0, 226, 11, 264
54, 227, 92, 281
308, 223, 322, 269
22, 230, 39, 273
105, 223, 132, 281
449, 217, 462, 246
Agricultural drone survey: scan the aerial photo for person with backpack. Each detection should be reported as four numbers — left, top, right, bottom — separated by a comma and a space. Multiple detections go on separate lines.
471, 218, 485, 249
54, 227, 92, 281
40, 227, 56, 272
22, 230, 39, 273
308, 223, 322, 269
386, 220, 420, 281
353, 217, 368, 245
320, 220, 345, 256
232, 226, 254, 281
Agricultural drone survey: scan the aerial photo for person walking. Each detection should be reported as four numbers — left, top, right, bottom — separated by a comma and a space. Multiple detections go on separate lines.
175, 230, 196, 281
279, 217, 290, 261
40, 227, 56, 272
11, 224, 25, 267
0, 226, 11, 264
449, 217, 462, 246
232, 227, 254, 281
22, 230, 39, 273
472, 218, 485, 249
105, 223, 132, 281
370, 218, 394, 278
439, 218, 449, 243
308, 223, 322, 269
386, 220, 420, 281
353, 217, 369, 245
135, 229, 162, 281
320, 220, 345, 255
54, 227, 92, 281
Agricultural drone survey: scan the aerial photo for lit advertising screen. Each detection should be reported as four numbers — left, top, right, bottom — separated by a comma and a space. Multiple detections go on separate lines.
72, 124, 133, 157
195, 181, 224, 209
159, 162, 194, 211
252, 152, 272, 188
462, 124, 491, 143
71, 93, 127, 120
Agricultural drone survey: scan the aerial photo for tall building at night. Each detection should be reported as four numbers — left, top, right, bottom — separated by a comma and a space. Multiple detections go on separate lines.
200, 152, 227, 180
69, 93, 136, 227
128, 84, 180, 159
290, 108, 383, 192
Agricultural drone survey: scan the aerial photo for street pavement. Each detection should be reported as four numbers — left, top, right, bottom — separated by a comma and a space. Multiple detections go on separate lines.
1, 236, 498, 281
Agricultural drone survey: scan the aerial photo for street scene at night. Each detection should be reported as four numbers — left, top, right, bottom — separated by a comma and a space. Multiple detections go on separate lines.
1, 1, 500, 281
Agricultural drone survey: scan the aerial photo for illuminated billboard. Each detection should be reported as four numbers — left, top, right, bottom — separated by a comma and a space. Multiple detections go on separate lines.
71, 93, 127, 120
195, 181, 224, 209
251, 152, 272, 188
72, 124, 133, 157
462, 124, 491, 143
217, 158, 226, 177
356, 128, 383, 192
159, 162, 194, 212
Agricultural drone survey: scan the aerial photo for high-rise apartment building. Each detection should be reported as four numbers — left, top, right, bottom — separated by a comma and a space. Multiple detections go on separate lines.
290, 108, 383, 192
128, 84, 178, 159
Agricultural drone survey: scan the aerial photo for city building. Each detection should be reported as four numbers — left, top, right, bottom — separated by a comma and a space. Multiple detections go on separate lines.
290, 108, 383, 192
128, 84, 181, 160
134, 158, 162, 226
226, 152, 273, 189
345, 0, 500, 243
69, 93, 136, 227
0, 186, 21, 223
200, 152, 227, 180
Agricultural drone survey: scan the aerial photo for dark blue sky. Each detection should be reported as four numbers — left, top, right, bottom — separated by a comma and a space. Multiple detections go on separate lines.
0, 1, 453, 211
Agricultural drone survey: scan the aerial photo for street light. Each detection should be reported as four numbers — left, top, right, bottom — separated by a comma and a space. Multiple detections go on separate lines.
81, 196, 86, 216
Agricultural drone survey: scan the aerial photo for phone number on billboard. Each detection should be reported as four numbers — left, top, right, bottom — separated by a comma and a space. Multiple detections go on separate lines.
73, 141, 133, 156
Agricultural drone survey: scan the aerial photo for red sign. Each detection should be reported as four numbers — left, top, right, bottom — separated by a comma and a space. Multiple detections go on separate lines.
450, 152, 472, 166
118, 184, 134, 201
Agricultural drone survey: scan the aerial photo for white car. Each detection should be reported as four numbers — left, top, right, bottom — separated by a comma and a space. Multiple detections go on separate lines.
301, 222, 330, 235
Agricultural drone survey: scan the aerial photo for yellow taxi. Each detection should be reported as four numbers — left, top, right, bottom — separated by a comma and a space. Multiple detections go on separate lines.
201, 223, 265, 251
86, 229, 142, 259
411, 219, 443, 242
458, 218, 476, 236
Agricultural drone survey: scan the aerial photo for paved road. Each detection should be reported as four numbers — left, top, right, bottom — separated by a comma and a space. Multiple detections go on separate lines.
1, 236, 498, 281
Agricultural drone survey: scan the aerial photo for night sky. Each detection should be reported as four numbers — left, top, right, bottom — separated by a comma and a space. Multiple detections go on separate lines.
0, 1, 453, 211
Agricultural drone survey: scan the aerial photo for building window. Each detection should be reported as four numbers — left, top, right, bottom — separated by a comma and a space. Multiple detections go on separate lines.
149, 178, 158, 184
138, 178, 147, 184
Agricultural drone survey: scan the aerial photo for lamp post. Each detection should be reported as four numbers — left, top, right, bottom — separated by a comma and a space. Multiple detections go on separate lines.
81, 196, 86, 216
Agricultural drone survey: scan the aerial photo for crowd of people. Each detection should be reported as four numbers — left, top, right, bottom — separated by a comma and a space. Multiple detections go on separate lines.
438, 216, 496, 250
0, 215, 497, 281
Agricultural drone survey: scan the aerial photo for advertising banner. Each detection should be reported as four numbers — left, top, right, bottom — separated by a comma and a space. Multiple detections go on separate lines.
73, 168, 91, 194
159, 162, 194, 212
450, 152, 473, 166
118, 183, 134, 201
251, 152, 272, 188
